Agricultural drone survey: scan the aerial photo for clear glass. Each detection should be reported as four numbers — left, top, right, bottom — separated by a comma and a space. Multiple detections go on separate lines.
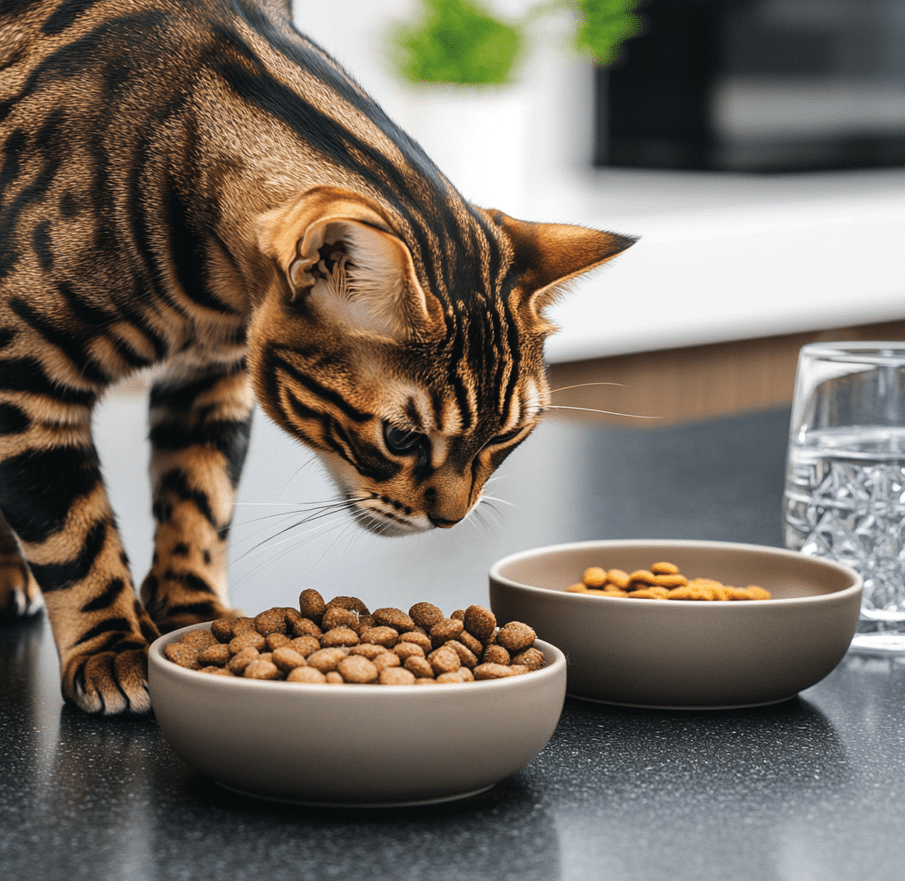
783, 341, 905, 654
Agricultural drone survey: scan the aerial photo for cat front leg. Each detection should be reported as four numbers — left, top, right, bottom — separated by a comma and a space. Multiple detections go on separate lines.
0, 416, 159, 714
140, 356, 253, 633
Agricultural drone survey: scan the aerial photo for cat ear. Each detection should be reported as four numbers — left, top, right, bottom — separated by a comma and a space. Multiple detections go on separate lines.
494, 212, 636, 329
257, 187, 440, 340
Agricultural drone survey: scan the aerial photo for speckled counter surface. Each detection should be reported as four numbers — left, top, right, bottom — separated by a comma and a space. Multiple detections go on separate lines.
2, 402, 904, 881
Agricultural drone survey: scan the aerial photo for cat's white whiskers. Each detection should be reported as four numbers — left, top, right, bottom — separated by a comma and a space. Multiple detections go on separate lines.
479, 493, 516, 508
545, 404, 661, 420
548, 381, 627, 394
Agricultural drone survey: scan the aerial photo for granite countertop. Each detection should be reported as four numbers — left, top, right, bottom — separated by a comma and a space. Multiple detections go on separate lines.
2, 401, 904, 881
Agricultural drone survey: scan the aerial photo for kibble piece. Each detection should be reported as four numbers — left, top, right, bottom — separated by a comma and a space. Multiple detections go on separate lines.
511, 647, 545, 671
199, 665, 234, 676
372, 607, 415, 632
430, 618, 464, 647
321, 606, 360, 633
325, 671, 344, 684
227, 646, 260, 675
582, 566, 608, 588
287, 666, 328, 684
437, 668, 474, 684
607, 569, 631, 588
653, 574, 689, 589
409, 601, 444, 630
291, 618, 323, 638
398, 631, 432, 652
403, 655, 434, 678
230, 617, 257, 634
228, 630, 266, 655
373, 651, 401, 671
628, 569, 656, 585
271, 646, 308, 673
392, 642, 425, 661
462, 605, 496, 642
445, 639, 478, 669
325, 595, 370, 616
428, 645, 461, 675
414, 677, 438, 685
482, 644, 511, 665
651, 561, 680, 575
298, 589, 327, 622
320, 626, 360, 648
378, 667, 416, 685
627, 587, 671, 599
197, 643, 230, 667
306, 647, 350, 672
181, 629, 218, 649
350, 643, 389, 659
450, 609, 466, 621
265, 632, 291, 651
566, 583, 588, 593
358, 615, 376, 631
284, 608, 304, 628
360, 626, 399, 647
456, 630, 483, 657
243, 659, 282, 680
337, 654, 379, 683
254, 608, 287, 636
287, 635, 321, 657
474, 662, 519, 680
497, 621, 536, 653
210, 618, 236, 643
164, 642, 200, 669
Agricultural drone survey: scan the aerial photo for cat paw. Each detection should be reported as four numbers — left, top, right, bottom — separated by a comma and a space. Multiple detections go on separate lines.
0, 558, 44, 619
62, 642, 154, 715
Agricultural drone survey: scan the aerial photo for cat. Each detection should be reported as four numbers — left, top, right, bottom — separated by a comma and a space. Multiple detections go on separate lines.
0, 0, 634, 714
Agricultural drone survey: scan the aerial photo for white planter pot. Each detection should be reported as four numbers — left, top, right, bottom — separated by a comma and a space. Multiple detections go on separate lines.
397, 83, 532, 216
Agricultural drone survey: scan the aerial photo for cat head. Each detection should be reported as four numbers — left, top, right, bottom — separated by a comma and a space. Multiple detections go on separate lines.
251, 186, 634, 536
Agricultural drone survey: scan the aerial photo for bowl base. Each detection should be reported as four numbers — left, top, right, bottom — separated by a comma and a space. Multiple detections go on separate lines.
214, 779, 496, 808
566, 691, 799, 711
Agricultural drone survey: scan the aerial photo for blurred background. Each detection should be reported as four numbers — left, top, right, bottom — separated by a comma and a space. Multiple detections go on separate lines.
291, 0, 905, 423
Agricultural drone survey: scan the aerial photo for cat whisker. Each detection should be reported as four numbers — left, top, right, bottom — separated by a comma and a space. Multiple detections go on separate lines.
545, 404, 661, 421
549, 381, 626, 394
232, 508, 355, 562
479, 493, 516, 508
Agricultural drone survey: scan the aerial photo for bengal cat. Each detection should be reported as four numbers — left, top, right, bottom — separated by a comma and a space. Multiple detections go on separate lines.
0, 0, 634, 714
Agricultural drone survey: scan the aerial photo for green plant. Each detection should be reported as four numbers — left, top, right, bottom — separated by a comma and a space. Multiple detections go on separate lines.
573, 0, 643, 67
392, 0, 523, 85
390, 0, 642, 85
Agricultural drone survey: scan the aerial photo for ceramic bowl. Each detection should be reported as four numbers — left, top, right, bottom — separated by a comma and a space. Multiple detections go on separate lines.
489, 539, 862, 710
148, 627, 566, 806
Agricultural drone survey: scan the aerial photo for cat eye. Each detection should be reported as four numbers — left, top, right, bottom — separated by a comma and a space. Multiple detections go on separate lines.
383, 422, 425, 455
489, 427, 524, 446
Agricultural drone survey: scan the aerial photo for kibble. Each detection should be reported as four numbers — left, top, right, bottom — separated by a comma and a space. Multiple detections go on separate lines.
163, 593, 546, 685
567, 561, 772, 601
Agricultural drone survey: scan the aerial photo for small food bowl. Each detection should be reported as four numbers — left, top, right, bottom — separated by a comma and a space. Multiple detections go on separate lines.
148, 627, 566, 806
489, 539, 862, 710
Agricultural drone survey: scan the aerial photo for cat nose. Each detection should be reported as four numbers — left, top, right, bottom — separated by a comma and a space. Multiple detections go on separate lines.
428, 515, 462, 529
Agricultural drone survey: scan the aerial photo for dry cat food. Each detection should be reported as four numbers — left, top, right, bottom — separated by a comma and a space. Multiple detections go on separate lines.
163, 590, 544, 684
565, 560, 772, 601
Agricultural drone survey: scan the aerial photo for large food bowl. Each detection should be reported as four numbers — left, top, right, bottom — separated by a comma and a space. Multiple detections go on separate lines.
489, 539, 862, 710
148, 626, 566, 806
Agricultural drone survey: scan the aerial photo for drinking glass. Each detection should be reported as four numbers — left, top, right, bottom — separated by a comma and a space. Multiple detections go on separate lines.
783, 341, 905, 653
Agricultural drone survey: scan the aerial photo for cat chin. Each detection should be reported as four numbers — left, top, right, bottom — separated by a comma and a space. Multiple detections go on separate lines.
351, 508, 432, 538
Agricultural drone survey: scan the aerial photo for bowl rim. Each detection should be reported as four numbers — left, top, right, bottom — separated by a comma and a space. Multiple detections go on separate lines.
149, 626, 566, 696
489, 538, 863, 608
